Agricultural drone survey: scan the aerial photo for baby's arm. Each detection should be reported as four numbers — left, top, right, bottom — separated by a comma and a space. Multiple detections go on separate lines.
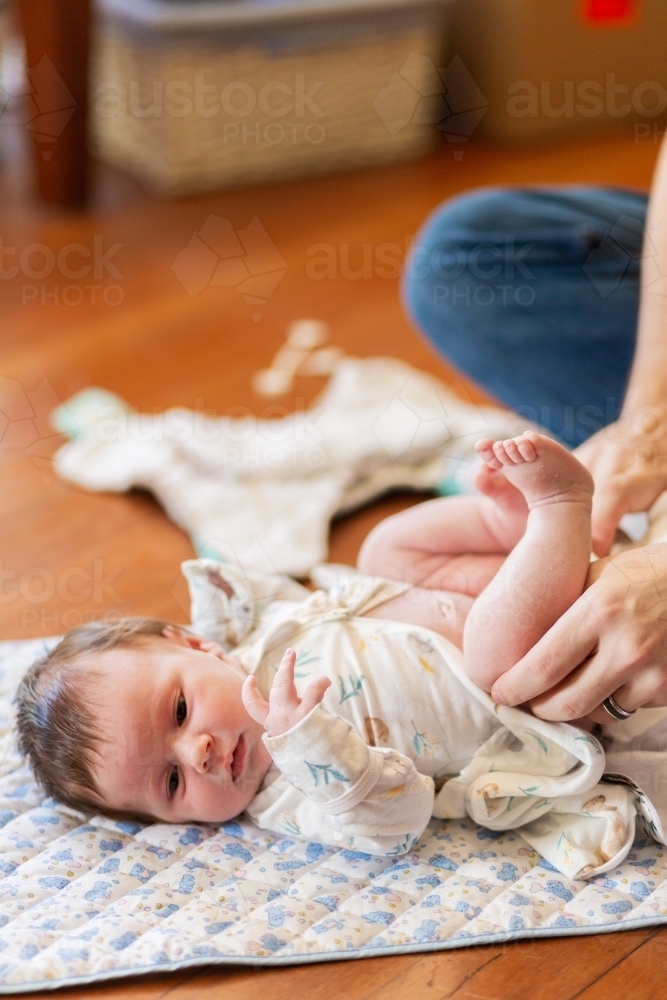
242, 651, 434, 855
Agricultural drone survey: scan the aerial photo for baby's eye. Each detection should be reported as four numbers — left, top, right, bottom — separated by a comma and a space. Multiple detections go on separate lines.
176, 695, 187, 725
168, 766, 179, 796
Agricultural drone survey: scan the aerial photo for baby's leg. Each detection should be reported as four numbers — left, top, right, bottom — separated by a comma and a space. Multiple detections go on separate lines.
361, 470, 532, 646
363, 586, 475, 648
358, 472, 530, 598
463, 432, 593, 692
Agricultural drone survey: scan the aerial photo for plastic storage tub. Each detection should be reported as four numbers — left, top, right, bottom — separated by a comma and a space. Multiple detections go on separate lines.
92, 0, 450, 193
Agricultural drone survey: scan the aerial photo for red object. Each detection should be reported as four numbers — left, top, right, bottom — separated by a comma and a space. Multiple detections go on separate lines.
581, 0, 639, 25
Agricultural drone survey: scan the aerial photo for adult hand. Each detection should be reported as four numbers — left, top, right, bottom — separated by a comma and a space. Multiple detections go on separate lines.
490, 544, 667, 721
575, 415, 667, 557
242, 648, 331, 737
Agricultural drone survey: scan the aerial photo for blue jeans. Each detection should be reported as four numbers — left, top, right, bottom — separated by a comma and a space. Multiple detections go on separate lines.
403, 186, 648, 446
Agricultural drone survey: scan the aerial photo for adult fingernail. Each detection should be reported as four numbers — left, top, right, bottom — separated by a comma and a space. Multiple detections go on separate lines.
492, 688, 507, 705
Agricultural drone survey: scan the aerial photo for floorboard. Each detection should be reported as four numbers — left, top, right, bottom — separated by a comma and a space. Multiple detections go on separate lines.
1, 122, 663, 996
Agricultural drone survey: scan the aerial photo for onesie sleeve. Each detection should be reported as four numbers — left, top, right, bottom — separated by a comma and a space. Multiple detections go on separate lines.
247, 704, 435, 855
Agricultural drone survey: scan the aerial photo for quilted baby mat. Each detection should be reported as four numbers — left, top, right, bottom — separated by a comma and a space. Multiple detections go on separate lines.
1, 639, 667, 994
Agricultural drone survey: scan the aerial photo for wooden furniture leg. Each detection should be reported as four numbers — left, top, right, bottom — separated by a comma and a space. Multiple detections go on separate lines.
14, 0, 91, 206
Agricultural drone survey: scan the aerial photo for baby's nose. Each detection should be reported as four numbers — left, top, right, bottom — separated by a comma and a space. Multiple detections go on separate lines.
187, 733, 213, 774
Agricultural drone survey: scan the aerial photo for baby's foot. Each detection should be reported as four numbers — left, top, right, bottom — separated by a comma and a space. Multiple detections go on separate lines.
474, 463, 529, 549
475, 431, 593, 511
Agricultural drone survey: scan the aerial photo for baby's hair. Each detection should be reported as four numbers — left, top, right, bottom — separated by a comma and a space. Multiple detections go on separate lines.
15, 617, 181, 819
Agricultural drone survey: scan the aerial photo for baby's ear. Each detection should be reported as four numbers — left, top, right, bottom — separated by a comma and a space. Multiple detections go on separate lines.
192, 638, 225, 660
162, 627, 225, 660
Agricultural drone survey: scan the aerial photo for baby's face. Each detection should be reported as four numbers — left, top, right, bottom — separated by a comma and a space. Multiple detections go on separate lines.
84, 629, 272, 823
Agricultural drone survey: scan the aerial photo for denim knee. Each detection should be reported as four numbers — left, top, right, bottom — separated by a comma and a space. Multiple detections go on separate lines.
408, 186, 537, 239
402, 186, 542, 337
402, 185, 648, 334
400, 185, 644, 445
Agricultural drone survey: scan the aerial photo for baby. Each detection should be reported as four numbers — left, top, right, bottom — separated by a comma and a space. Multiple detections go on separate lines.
15, 432, 649, 876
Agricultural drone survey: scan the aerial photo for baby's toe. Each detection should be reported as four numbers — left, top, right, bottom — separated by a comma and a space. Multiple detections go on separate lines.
503, 438, 524, 463
492, 440, 513, 465
516, 436, 537, 462
476, 438, 503, 469
475, 438, 494, 457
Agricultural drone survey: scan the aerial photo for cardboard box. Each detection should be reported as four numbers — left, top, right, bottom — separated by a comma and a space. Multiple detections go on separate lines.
447, 0, 667, 141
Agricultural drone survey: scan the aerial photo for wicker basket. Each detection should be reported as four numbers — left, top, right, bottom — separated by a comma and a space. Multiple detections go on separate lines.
92, 0, 449, 193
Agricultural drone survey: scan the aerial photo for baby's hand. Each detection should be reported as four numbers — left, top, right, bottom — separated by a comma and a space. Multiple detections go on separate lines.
242, 648, 331, 738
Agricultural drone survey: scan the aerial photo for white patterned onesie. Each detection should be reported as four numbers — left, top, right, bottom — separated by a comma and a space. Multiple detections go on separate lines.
183, 559, 666, 881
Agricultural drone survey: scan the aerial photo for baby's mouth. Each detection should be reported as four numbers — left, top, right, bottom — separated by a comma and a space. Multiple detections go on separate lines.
231, 734, 246, 782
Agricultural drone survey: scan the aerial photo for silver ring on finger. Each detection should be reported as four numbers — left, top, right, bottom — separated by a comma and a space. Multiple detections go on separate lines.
602, 693, 636, 720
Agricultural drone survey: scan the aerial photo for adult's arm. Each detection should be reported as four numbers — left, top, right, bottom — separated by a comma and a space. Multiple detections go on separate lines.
491, 544, 667, 720
490, 139, 667, 719
577, 132, 667, 556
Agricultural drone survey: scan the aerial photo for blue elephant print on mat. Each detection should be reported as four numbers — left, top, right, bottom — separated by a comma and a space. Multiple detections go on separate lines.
546, 880, 574, 903
99, 840, 123, 854
38, 877, 69, 890
97, 858, 120, 875
179, 828, 204, 847
601, 900, 633, 915
630, 882, 650, 902
129, 864, 156, 883
259, 933, 287, 952
175, 874, 195, 894
496, 863, 518, 882
414, 919, 439, 942
363, 911, 395, 926
223, 843, 253, 864
85, 882, 112, 903
110, 932, 137, 951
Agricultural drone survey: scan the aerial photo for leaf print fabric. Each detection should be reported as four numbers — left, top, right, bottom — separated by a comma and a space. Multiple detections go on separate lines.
305, 763, 349, 787
184, 560, 651, 878
411, 724, 436, 757
248, 609, 635, 878
6, 572, 667, 989
338, 675, 365, 703
294, 650, 321, 679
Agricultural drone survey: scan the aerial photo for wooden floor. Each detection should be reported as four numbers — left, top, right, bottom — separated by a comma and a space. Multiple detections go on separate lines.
1, 122, 664, 998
